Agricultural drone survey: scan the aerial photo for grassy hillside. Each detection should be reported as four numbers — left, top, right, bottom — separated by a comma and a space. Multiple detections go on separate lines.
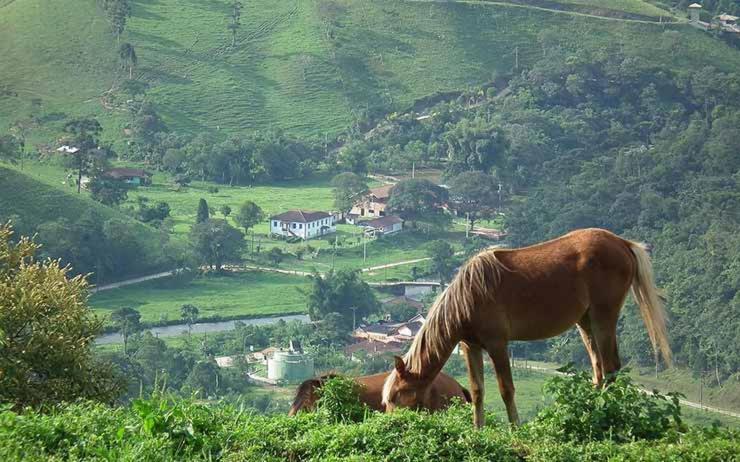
90, 271, 310, 325
2, 0, 738, 140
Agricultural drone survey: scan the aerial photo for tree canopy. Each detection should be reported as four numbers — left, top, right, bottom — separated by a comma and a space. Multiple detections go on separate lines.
0, 224, 122, 408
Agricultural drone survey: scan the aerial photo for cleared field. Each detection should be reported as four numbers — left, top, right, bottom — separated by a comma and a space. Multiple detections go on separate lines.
89, 271, 311, 325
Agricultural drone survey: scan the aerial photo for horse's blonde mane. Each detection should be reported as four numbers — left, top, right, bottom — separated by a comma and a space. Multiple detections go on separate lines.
383, 248, 507, 404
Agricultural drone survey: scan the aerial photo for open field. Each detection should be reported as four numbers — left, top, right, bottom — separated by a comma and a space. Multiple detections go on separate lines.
3, 0, 739, 142
90, 271, 311, 325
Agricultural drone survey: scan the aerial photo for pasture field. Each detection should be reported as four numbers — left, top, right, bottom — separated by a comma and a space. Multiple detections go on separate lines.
89, 271, 311, 326
554, 0, 671, 18
3, 0, 738, 141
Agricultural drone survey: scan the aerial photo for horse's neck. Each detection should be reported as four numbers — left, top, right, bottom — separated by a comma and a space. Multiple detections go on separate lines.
412, 338, 457, 386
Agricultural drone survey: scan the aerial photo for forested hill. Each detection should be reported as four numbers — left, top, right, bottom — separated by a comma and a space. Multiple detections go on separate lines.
2, 0, 740, 141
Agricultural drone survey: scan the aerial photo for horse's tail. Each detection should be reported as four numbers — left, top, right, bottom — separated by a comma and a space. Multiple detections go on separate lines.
628, 241, 672, 367
288, 373, 339, 416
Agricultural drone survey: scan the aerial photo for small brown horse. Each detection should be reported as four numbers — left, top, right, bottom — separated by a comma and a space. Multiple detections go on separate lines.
382, 228, 671, 427
289, 371, 471, 416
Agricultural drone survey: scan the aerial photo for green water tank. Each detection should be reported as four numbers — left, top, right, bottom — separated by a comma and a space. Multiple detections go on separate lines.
267, 350, 314, 383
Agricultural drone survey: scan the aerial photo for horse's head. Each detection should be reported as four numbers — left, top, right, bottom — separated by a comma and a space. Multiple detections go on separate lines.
381, 356, 431, 412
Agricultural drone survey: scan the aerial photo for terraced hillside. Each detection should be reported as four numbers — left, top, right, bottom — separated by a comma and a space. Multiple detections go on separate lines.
1, 0, 736, 140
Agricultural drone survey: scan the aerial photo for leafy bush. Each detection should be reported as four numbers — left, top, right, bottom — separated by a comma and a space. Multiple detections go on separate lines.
315, 376, 368, 423
529, 366, 683, 443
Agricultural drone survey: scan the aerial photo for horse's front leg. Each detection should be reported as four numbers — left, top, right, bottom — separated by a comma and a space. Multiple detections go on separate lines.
488, 342, 520, 426
460, 341, 485, 428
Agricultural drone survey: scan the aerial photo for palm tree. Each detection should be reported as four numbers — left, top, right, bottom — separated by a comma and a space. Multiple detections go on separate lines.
119, 42, 138, 79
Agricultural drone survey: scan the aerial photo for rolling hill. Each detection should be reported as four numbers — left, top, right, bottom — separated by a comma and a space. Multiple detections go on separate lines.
2, 0, 740, 142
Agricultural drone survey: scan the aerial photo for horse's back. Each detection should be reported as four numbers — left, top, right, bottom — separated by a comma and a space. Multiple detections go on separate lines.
492, 228, 636, 340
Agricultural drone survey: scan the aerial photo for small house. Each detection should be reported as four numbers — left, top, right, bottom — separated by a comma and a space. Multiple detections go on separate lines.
350, 184, 394, 218
104, 168, 152, 186
358, 215, 404, 236
269, 210, 336, 240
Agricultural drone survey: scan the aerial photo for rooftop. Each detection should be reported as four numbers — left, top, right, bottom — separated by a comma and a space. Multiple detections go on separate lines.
104, 168, 152, 179
358, 215, 404, 228
369, 184, 395, 199
271, 210, 332, 223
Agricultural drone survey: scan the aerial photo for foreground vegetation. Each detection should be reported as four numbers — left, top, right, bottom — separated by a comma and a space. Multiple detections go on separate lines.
2, 372, 738, 462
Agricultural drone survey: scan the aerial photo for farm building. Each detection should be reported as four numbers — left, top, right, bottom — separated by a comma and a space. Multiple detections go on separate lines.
267, 349, 314, 383
358, 215, 404, 236
350, 184, 394, 218
104, 168, 152, 185
269, 210, 336, 240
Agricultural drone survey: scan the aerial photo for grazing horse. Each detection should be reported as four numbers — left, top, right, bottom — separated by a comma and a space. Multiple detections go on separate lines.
289, 371, 471, 416
382, 228, 671, 427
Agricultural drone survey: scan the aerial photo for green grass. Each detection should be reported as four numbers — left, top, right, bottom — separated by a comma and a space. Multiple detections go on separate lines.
0, 165, 169, 270
3, 0, 739, 142
89, 271, 311, 325
553, 0, 671, 18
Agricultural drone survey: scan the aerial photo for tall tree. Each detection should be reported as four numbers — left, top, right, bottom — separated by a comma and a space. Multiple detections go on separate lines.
387, 178, 449, 226
110, 307, 142, 356
234, 200, 264, 235
331, 172, 369, 216
0, 224, 122, 408
227, 1, 243, 46
62, 118, 109, 193
118, 42, 138, 79
443, 117, 509, 176
196, 198, 210, 224
448, 171, 500, 231
426, 240, 456, 285
306, 269, 379, 329
190, 219, 245, 271
108, 0, 131, 43
180, 304, 199, 333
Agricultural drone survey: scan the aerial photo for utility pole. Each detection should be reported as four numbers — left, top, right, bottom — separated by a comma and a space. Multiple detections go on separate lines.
349, 306, 358, 330
514, 46, 519, 71
363, 232, 367, 263
465, 212, 470, 239
412, 161, 416, 179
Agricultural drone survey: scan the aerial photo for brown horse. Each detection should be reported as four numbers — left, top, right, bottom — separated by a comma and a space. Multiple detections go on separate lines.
382, 228, 671, 427
289, 371, 471, 416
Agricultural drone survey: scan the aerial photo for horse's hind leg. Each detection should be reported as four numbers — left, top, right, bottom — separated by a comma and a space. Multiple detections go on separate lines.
589, 304, 622, 383
577, 313, 603, 386
487, 342, 520, 426
461, 342, 485, 428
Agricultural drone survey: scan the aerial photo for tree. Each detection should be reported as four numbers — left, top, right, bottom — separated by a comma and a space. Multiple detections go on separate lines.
443, 117, 509, 176
235, 200, 264, 234
449, 171, 499, 231
110, 307, 142, 356
227, 1, 243, 47
196, 198, 210, 224
183, 361, 221, 397
426, 240, 456, 285
108, 0, 131, 43
180, 304, 199, 333
89, 176, 130, 206
0, 224, 122, 408
118, 42, 138, 79
306, 269, 379, 329
62, 117, 109, 193
387, 178, 449, 226
0, 133, 23, 164
267, 247, 284, 266
331, 172, 369, 215
337, 141, 369, 175
220, 204, 232, 217
190, 219, 245, 271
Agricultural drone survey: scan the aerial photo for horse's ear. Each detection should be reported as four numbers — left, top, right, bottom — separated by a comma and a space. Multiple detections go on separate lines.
394, 356, 406, 376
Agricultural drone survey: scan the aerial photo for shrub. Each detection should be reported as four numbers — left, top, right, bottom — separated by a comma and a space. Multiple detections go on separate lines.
315, 376, 368, 423
528, 366, 683, 443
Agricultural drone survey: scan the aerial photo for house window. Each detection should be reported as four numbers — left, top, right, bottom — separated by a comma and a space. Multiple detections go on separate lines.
299, 224, 303, 229
291, 223, 296, 229
273, 221, 278, 226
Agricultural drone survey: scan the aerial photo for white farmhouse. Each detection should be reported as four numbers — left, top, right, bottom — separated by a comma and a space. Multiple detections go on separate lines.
269, 210, 336, 240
